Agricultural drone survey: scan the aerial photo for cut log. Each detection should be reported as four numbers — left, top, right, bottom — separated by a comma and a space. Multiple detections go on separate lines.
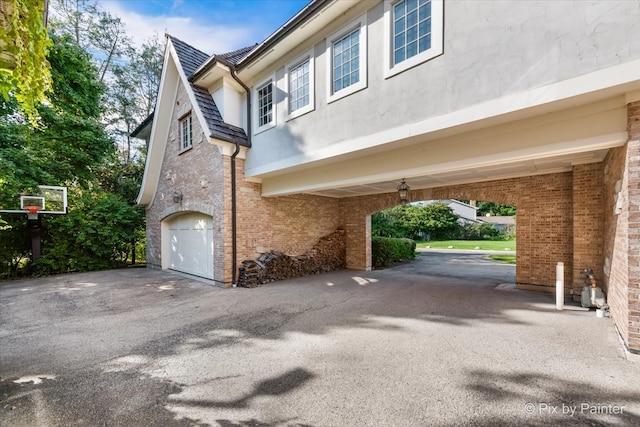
237, 229, 346, 288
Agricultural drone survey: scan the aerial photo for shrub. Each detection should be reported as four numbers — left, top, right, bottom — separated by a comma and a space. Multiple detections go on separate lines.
372, 236, 416, 268
457, 222, 500, 240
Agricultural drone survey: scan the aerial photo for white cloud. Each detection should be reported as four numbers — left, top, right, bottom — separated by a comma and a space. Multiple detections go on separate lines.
101, 2, 255, 55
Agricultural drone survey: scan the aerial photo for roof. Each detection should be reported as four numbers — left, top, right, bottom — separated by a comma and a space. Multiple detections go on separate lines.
217, 45, 255, 66
479, 216, 516, 225
130, 112, 154, 139
237, 0, 328, 68
168, 35, 250, 147
168, 35, 209, 77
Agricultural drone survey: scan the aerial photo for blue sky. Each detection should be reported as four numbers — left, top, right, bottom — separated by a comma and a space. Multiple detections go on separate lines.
100, 0, 310, 54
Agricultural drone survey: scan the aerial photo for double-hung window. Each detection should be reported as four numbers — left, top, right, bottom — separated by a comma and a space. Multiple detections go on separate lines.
180, 114, 192, 152
287, 50, 314, 119
327, 14, 367, 103
255, 76, 275, 132
384, 0, 444, 78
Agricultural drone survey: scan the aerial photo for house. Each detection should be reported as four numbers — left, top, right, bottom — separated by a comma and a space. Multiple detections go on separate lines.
135, 0, 640, 355
441, 199, 478, 224
479, 215, 516, 235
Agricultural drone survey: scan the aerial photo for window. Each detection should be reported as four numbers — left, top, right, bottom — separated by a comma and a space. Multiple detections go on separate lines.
384, 0, 444, 78
327, 14, 367, 103
258, 81, 273, 127
180, 114, 192, 151
333, 30, 359, 92
286, 50, 315, 119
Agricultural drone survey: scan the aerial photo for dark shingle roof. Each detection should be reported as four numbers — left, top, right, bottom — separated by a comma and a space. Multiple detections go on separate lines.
192, 86, 248, 145
168, 35, 249, 147
218, 45, 256, 66
168, 35, 209, 77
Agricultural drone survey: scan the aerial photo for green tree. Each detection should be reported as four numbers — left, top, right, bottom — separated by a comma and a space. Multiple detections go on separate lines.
476, 201, 516, 217
0, 34, 145, 277
0, 0, 52, 125
49, 0, 133, 82
372, 202, 460, 241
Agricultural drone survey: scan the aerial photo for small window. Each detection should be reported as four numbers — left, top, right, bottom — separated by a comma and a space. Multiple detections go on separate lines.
384, 0, 443, 78
180, 115, 192, 151
255, 76, 275, 132
286, 50, 315, 119
327, 14, 367, 103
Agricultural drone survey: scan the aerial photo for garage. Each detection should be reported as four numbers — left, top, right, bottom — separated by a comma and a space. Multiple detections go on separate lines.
167, 213, 214, 279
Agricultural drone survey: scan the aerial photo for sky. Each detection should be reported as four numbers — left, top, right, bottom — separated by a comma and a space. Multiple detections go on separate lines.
98, 0, 311, 54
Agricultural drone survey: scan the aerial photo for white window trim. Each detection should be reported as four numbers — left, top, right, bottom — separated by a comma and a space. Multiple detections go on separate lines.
178, 114, 193, 154
326, 14, 368, 104
253, 74, 276, 134
383, 0, 444, 79
285, 49, 315, 121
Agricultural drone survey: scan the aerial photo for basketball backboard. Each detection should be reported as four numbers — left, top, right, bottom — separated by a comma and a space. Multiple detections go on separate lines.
0, 185, 67, 215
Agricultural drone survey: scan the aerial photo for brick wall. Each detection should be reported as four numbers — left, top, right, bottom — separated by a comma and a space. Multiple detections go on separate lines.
231, 158, 342, 284
572, 163, 604, 296
339, 173, 576, 288
602, 143, 628, 348
596, 101, 640, 353
145, 80, 226, 283
628, 102, 640, 352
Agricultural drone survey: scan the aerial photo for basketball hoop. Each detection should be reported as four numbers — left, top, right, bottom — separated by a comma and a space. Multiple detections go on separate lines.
24, 205, 42, 220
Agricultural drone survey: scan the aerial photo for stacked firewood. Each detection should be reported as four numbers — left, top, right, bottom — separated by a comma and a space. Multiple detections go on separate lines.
237, 229, 345, 288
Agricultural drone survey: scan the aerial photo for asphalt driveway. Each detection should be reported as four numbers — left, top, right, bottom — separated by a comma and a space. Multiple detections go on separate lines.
1, 252, 639, 426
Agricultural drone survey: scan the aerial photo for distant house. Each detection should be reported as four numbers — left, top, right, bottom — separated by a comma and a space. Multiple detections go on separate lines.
479, 215, 516, 234
441, 200, 478, 224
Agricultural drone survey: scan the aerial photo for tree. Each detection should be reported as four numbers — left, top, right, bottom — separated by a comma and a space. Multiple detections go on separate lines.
372, 203, 460, 241
476, 201, 516, 217
0, 0, 52, 125
0, 34, 142, 277
104, 35, 163, 163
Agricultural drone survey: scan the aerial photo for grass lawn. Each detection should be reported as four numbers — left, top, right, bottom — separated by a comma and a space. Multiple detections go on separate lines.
416, 240, 516, 251
489, 255, 517, 264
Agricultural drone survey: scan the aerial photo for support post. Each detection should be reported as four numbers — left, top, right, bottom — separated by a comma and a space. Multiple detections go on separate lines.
556, 262, 564, 310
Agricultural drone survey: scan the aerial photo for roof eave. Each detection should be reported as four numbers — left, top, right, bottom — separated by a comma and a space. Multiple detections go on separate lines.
237, 0, 330, 70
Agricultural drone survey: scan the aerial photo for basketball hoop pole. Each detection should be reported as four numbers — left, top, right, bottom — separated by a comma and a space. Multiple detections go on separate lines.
21, 207, 43, 261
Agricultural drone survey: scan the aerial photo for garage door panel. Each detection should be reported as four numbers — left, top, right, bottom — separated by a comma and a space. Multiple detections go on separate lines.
167, 213, 214, 279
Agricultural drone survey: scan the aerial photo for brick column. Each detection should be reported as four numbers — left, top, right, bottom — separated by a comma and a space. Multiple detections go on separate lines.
572, 163, 604, 298
343, 213, 371, 271
627, 102, 640, 352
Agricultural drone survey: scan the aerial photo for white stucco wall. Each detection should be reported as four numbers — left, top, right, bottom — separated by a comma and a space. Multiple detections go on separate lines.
243, 0, 640, 177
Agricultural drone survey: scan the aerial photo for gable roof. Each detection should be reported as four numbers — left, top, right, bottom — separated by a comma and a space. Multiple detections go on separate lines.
168, 35, 250, 147
217, 45, 256, 66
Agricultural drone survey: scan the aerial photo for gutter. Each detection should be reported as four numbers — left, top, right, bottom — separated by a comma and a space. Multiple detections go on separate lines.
189, 0, 330, 82
237, 0, 330, 69
215, 57, 252, 286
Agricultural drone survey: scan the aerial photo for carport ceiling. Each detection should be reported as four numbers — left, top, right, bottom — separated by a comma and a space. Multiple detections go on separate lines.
307, 148, 610, 198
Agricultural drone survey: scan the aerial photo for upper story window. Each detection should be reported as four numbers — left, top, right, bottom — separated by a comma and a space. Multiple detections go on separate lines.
180, 114, 192, 152
255, 76, 275, 133
327, 14, 367, 103
287, 50, 315, 119
384, 0, 444, 78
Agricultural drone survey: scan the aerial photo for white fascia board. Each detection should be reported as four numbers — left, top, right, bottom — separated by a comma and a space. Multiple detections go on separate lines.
137, 44, 176, 206
246, 57, 640, 178
137, 40, 214, 206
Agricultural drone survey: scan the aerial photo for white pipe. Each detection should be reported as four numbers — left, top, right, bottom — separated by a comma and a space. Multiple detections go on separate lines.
556, 262, 564, 310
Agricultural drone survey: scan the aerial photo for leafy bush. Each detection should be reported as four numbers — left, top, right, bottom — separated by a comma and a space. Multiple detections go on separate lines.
372, 236, 416, 269
372, 203, 460, 240
457, 222, 500, 240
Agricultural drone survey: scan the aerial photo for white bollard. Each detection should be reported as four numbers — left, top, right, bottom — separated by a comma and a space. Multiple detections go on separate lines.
556, 262, 564, 310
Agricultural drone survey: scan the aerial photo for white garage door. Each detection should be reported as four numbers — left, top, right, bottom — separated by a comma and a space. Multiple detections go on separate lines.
168, 213, 214, 279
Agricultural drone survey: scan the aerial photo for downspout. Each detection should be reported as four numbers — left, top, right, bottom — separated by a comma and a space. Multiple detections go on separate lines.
220, 58, 251, 286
